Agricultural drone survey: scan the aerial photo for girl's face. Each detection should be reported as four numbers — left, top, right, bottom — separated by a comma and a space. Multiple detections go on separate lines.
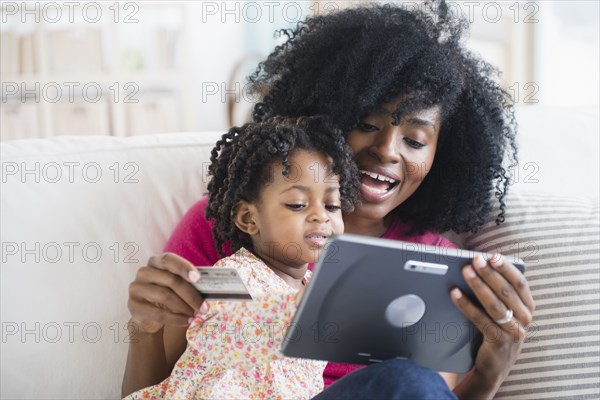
346, 99, 441, 223
247, 150, 345, 270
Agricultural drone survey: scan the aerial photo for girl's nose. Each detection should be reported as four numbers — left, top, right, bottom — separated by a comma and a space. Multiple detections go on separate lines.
369, 126, 402, 164
308, 205, 330, 223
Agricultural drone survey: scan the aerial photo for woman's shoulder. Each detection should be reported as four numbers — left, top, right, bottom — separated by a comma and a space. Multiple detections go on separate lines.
184, 196, 210, 218
163, 195, 229, 266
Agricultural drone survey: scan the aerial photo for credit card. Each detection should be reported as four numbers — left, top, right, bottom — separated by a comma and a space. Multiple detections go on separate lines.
193, 267, 253, 300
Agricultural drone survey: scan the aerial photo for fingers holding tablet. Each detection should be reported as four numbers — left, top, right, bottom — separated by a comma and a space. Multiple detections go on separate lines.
487, 254, 536, 315
450, 281, 525, 347
450, 252, 535, 383
453, 253, 534, 341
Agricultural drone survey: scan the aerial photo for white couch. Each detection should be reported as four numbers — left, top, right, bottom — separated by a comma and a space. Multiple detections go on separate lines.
1, 106, 598, 399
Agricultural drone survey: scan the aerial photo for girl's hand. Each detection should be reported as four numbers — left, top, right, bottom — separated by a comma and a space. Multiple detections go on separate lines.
128, 253, 208, 334
451, 253, 535, 393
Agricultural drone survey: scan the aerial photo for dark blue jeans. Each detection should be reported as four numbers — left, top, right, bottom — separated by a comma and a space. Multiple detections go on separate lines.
312, 359, 458, 400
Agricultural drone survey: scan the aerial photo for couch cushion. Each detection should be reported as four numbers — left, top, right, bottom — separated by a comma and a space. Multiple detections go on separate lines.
1, 132, 223, 399
2, 131, 598, 399
464, 190, 600, 399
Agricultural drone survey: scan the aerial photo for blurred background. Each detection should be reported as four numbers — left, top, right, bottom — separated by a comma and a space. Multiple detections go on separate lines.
1, 0, 598, 139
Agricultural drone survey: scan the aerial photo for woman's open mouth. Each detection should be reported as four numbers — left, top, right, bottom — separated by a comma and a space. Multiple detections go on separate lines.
358, 169, 401, 202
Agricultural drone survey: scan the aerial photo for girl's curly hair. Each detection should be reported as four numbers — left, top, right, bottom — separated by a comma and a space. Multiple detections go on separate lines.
249, 0, 517, 234
206, 116, 360, 256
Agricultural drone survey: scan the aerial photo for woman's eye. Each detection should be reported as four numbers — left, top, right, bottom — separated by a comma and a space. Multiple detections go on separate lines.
404, 137, 425, 149
285, 204, 306, 210
357, 122, 379, 132
326, 205, 342, 212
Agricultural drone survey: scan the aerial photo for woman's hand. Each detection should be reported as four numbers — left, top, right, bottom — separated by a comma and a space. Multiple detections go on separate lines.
450, 253, 535, 399
128, 253, 208, 334
123, 253, 208, 397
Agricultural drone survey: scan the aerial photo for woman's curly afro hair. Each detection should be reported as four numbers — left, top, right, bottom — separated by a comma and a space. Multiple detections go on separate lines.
206, 116, 360, 256
249, 0, 517, 234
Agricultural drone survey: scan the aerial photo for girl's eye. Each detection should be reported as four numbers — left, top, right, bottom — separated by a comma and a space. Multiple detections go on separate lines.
357, 122, 379, 132
285, 204, 306, 210
404, 137, 425, 149
326, 205, 342, 212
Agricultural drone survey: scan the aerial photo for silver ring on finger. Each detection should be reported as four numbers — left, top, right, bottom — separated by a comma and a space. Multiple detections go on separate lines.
494, 308, 513, 325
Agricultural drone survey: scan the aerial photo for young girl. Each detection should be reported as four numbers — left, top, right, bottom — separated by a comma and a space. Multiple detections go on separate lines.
124, 117, 359, 399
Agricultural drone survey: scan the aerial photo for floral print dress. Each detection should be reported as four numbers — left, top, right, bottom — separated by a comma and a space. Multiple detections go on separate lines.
125, 248, 326, 400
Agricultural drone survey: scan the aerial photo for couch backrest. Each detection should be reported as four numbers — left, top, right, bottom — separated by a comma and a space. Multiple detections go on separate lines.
464, 191, 599, 398
1, 132, 223, 399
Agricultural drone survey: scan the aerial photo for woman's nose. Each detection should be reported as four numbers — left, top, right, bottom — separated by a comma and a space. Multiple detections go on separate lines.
369, 126, 402, 163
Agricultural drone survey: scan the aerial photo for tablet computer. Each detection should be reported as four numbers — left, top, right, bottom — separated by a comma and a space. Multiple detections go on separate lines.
281, 234, 526, 373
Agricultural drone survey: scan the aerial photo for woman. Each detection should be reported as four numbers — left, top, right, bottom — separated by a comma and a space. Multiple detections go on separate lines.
122, 2, 534, 398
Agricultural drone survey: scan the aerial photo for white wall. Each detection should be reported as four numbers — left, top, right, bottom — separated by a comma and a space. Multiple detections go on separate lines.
190, 0, 599, 131
534, 1, 599, 106
1, 1, 598, 135
183, 1, 313, 131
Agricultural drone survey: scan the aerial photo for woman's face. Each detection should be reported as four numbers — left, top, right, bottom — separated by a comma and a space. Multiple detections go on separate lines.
346, 99, 442, 222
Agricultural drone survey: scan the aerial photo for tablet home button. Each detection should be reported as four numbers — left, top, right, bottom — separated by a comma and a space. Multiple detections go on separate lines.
385, 294, 426, 328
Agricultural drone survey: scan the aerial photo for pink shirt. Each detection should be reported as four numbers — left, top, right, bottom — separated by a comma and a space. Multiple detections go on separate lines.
164, 196, 457, 387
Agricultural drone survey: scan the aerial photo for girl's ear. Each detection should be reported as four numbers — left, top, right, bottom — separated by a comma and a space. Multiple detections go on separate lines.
234, 200, 259, 235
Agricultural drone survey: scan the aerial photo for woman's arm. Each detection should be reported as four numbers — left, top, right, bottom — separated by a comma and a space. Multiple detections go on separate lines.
122, 326, 171, 397
121, 253, 206, 397
451, 254, 535, 399
122, 197, 223, 396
